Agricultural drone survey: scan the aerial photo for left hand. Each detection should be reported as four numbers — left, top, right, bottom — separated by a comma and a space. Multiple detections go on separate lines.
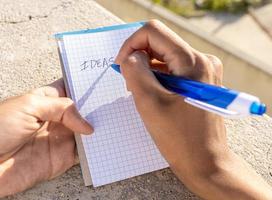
0, 79, 93, 197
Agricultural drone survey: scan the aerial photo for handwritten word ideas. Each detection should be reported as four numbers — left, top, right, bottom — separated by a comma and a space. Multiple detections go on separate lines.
80, 57, 114, 71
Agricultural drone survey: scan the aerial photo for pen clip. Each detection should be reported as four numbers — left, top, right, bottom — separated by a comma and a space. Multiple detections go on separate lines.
184, 97, 246, 118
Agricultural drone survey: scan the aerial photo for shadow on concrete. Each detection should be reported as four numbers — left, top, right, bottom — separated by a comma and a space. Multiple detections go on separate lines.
208, 12, 242, 34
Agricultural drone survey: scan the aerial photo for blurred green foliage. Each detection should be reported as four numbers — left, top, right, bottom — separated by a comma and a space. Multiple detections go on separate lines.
152, 0, 265, 14
152, 0, 205, 17
194, 0, 263, 12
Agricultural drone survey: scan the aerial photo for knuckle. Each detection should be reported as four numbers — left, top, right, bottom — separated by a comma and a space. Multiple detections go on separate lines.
205, 54, 223, 79
145, 19, 163, 30
195, 52, 211, 72
19, 94, 37, 114
122, 54, 140, 67
62, 97, 74, 108
207, 55, 223, 72
204, 54, 224, 84
174, 48, 196, 67
198, 52, 210, 66
22, 94, 36, 105
193, 52, 224, 84
53, 98, 75, 117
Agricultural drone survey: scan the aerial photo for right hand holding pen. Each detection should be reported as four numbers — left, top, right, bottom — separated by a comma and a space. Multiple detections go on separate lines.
116, 18, 226, 182
115, 20, 272, 200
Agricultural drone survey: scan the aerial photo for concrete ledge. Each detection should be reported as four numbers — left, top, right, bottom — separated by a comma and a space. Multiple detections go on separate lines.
132, 0, 272, 76
96, 0, 272, 115
0, 0, 271, 199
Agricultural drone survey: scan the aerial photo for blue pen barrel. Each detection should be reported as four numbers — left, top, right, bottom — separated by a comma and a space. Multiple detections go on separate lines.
154, 71, 238, 109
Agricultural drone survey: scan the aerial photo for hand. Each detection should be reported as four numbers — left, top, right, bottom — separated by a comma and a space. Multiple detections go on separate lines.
116, 20, 272, 200
0, 79, 93, 197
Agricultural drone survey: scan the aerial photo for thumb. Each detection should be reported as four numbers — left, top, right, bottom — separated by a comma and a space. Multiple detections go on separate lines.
25, 94, 93, 134
120, 51, 170, 102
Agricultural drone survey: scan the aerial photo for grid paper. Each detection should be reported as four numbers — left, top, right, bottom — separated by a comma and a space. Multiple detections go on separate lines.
61, 26, 168, 186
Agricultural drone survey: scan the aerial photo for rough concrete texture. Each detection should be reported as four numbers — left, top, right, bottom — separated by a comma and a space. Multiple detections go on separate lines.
0, 0, 271, 199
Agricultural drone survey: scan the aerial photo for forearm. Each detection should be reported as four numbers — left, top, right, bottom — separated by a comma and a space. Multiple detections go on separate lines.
0, 144, 24, 163
174, 151, 272, 200
0, 159, 16, 198
0, 155, 44, 198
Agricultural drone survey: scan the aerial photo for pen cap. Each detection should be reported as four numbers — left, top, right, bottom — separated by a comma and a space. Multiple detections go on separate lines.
250, 102, 266, 115
227, 92, 266, 116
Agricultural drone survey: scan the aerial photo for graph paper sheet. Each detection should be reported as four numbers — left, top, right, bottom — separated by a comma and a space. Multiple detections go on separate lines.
57, 23, 168, 187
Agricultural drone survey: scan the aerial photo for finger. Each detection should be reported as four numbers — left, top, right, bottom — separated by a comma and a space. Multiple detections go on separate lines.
46, 78, 66, 97
25, 94, 93, 134
116, 20, 197, 77
31, 79, 66, 97
205, 54, 223, 85
120, 51, 173, 103
150, 60, 169, 73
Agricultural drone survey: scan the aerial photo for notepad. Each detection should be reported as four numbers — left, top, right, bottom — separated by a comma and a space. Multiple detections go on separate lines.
56, 22, 168, 187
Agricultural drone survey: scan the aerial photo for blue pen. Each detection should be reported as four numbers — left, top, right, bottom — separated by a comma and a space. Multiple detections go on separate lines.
111, 64, 266, 117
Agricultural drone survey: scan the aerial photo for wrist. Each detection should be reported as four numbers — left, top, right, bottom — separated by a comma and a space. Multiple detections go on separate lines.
0, 159, 15, 198
170, 145, 232, 190
0, 153, 48, 197
172, 150, 272, 200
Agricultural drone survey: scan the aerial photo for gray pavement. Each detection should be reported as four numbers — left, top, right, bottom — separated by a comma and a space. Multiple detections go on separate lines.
0, 0, 272, 199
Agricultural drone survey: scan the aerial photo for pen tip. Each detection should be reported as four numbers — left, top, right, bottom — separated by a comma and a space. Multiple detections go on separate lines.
111, 64, 121, 73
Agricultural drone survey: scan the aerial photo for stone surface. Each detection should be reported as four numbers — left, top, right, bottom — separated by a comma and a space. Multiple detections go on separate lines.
250, 3, 272, 38
188, 11, 272, 72
0, 0, 271, 199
